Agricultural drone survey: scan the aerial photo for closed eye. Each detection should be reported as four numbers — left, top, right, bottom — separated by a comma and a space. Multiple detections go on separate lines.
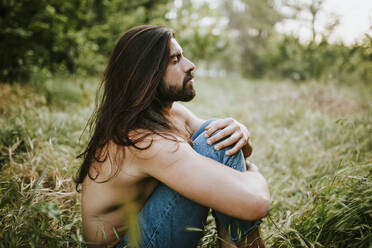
173, 56, 180, 64
170, 52, 182, 64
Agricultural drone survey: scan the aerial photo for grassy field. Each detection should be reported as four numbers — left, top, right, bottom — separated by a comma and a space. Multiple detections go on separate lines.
0, 75, 371, 247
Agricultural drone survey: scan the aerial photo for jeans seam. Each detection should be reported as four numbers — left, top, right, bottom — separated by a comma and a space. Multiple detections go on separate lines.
145, 190, 181, 248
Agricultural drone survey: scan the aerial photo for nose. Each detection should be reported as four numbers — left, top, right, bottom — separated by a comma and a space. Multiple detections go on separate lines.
183, 57, 195, 73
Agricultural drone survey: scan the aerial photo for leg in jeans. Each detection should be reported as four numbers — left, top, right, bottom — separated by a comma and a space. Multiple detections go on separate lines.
115, 119, 262, 248
192, 119, 263, 244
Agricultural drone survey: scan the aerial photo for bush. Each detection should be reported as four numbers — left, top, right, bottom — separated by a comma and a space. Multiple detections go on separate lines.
259, 35, 372, 84
0, 0, 171, 83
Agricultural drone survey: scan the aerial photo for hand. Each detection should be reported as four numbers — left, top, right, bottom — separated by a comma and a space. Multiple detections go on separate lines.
204, 118, 253, 157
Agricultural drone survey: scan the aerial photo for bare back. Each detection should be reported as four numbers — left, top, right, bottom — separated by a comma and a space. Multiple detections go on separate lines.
81, 103, 201, 247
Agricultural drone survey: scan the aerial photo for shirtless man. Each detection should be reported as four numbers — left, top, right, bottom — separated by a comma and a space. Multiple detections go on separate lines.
75, 25, 270, 248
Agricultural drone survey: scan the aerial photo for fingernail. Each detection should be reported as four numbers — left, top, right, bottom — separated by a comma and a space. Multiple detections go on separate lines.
225, 151, 230, 156
207, 140, 211, 144
205, 133, 209, 137
215, 145, 219, 150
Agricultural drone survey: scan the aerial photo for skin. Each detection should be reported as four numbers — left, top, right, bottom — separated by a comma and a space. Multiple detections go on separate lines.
81, 38, 270, 247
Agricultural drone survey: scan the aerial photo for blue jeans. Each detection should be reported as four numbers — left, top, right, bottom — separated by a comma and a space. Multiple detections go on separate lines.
115, 119, 262, 248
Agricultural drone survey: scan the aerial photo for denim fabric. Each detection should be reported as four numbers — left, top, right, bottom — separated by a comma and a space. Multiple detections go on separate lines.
115, 119, 262, 248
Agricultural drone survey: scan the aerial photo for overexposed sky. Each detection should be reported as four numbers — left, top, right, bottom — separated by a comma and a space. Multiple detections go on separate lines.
324, 0, 372, 44
276, 0, 372, 44
191, 0, 372, 45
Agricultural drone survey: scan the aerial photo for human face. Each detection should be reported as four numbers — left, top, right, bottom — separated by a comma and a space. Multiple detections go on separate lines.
161, 38, 196, 102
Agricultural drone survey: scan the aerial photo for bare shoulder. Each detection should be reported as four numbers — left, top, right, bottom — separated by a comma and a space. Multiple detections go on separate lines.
128, 132, 188, 166
172, 102, 204, 133
129, 132, 201, 186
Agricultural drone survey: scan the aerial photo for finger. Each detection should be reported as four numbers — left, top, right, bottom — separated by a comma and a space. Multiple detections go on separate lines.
205, 120, 229, 137
213, 133, 241, 150
225, 139, 245, 156
207, 126, 235, 145
205, 118, 233, 130
205, 118, 233, 137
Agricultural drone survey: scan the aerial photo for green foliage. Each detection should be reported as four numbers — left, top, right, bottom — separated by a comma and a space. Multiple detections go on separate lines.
168, 0, 232, 69
0, 0, 90, 82
260, 35, 372, 84
74, 0, 171, 75
222, 0, 283, 77
0, 0, 171, 83
2, 0, 371, 85
217, 0, 372, 84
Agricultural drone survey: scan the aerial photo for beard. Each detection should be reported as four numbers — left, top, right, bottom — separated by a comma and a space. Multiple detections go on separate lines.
158, 73, 195, 102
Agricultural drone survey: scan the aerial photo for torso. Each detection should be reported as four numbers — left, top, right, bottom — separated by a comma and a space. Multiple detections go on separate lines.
81, 103, 204, 247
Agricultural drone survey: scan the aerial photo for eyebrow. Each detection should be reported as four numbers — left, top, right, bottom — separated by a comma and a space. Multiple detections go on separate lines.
169, 51, 182, 59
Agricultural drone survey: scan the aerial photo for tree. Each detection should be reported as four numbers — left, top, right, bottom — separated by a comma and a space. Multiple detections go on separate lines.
166, 0, 232, 70
281, 0, 340, 42
221, 0, 283, 77
0, 0, 90, 82
0, 0, 171, 83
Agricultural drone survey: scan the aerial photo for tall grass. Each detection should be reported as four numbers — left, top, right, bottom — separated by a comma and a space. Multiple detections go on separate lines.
0, 75, 370, 247
0, 77, 94, 247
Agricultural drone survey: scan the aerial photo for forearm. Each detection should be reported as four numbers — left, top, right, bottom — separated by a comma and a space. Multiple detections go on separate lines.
244, 171, 269, 199
240, 171, 270, 219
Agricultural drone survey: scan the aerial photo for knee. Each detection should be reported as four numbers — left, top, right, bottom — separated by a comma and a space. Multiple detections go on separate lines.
192, 130, 246, 171
192, 129, 219, 158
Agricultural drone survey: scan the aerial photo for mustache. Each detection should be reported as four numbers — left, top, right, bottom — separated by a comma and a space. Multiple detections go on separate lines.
183, 71, 194, 85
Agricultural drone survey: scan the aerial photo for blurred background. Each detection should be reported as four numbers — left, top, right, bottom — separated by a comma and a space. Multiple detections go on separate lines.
1, 0, 371, 84
1, 1, 371, 247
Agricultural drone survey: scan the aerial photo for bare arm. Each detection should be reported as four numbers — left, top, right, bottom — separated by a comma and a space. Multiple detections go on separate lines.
133, 136, 270, 221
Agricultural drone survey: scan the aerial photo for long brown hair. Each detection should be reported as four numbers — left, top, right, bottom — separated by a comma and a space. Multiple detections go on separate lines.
75, 25, 182, 191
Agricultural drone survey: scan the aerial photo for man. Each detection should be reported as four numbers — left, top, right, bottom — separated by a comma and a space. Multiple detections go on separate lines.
76, 25, 270, 248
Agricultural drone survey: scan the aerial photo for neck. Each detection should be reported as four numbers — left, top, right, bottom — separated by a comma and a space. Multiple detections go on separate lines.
161, 101, 174, 118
